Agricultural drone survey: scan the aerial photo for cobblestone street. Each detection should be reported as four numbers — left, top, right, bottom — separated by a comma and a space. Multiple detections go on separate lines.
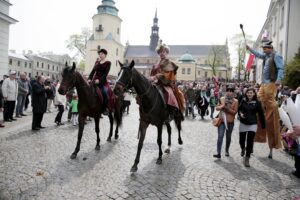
0, 102, 299, 200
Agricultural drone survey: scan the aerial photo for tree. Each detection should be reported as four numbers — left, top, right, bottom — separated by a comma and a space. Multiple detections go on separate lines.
207, 45, 225, 76
230, 33, 254, 81
284, 47, 300, 89
66, 27, 92, 59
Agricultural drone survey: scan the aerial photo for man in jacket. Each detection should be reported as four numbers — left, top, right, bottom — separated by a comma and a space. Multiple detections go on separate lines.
31, 76, 49, 130
16, 73, 29, 118
246, 40, 285, 159
1, 71, 18, 122
185, 83, 196, 118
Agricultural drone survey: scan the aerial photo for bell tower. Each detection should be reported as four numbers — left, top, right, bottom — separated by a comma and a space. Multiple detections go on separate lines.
85, 0, 124, 77
149, 9, 159, 51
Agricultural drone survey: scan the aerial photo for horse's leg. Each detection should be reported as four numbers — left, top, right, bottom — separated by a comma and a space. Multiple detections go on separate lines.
175, 114, 183, 145
70, 115, 85, 159
131, 121, 148, 172
94, 116, 100, 150
156, 124, 163, 164
114, 120, 119, 140
107, 112, 113, 142
164, 122, 172, 154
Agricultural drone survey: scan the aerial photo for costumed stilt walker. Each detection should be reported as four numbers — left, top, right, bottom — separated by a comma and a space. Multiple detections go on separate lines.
246, 40, 285, 159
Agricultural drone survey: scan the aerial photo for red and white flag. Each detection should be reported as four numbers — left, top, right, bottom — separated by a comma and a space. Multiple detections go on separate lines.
245, 53, 255, 72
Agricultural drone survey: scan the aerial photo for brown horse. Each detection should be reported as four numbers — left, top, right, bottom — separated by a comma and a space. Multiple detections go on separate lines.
58, 62, 122, 159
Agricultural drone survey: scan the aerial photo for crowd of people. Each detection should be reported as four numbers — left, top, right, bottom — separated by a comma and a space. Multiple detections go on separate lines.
1, 40, 300, 179
0, 71, 80, 130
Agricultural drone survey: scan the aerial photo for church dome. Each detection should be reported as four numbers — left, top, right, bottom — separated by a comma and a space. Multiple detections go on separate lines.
179, 53, 195, 63
97, 0, 119, 16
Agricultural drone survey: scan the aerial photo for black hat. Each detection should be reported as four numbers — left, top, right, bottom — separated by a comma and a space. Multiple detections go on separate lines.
97, 49, 108, 55
226, 86, 235, 92
261, 40, 273, 48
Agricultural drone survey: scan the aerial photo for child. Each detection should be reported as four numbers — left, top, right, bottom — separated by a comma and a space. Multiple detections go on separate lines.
70, 94, 79, 126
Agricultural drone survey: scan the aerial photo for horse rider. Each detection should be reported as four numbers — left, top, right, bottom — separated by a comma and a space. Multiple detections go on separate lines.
149, 41, 185, 121
88, 49, 111, 112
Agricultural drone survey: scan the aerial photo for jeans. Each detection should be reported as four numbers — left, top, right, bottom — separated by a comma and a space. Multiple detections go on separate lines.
210, 106, 215, 118
185, 100, 195, 116
217, 122, 234, 154
16, 94, 26, 116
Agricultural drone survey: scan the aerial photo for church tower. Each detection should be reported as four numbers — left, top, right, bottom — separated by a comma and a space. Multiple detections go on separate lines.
85, 0, 124, 77
149, 9, 159, 51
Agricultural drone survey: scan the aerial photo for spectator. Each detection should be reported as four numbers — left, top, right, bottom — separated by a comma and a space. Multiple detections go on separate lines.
16, 73, 29, 118
209, 95, 217, 119
238, 88, 265, 167
54, 81, 66, 126
45, 78, 55, 112
70, 94, 79, 126
122, 89, 132, 115
185, 83, 196, 118
31, 76, 49, 131
213, 86, 238, 158
288, 125, 300, 178
2, 71, 18, 122
24, 77, 32, 111
0, 76, 5, 127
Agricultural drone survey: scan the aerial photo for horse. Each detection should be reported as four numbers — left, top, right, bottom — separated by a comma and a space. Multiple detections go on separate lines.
113, 60, 183, 172
58, 62, 122, 159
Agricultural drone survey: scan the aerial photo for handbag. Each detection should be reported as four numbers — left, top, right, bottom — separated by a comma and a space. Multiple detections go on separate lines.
212, 113, 222, 127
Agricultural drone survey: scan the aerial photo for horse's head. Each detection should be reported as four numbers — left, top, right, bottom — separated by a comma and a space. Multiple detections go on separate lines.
113, 60, 135, 96
58, 62, 77, 95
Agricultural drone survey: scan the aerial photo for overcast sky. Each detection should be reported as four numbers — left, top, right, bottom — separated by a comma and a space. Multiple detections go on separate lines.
9, 0, 270, 65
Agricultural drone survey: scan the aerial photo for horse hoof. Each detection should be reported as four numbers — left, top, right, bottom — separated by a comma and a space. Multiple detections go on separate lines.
95, 146, 100, 151
107, 137, 112, 142
156, 159, 162, 165
70, 154, 77, 159
115, 135, 119, 140
130, 166, 138, 172
178, 139, 183, 145
164, 149, 170, 154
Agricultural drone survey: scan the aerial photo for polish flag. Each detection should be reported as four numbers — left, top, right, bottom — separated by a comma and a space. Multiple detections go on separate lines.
245, 53, 255, 72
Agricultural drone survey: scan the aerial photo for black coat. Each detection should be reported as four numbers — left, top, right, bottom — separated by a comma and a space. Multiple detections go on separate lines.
238, 98, 266, 128
32, 82, 47, 114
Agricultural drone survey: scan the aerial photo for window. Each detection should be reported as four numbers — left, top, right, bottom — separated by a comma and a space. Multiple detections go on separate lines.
9, 59, 12, 65
97, 45, 101, 51
48, 64, 50, 70
25, 62, 27, 68
116, 48, 118, 56
182, 68, 185, 74
28, 73, 31, 78
198, 71, 201, 75
29, 63, 32, 68
37, 62, 39, 67
36, 72, 39, 75
52, 65, 54, 71
117, 28, 120, 34
17, 61, 20, 66
280, 6, 284, 27
187, 68, 191, 75
56, 66, 58, 71
205, 71, 208, 78
42, 63, 44, 68
219, 72, 222, 78
147, 60, 150, 63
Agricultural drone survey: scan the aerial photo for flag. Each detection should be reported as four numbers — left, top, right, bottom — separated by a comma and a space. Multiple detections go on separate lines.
245, 53, 255, 72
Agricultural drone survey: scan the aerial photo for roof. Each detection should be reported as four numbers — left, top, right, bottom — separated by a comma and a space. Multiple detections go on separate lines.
125, 45, 227, 58
179, 53, 195, 62
8, 52, 30, 61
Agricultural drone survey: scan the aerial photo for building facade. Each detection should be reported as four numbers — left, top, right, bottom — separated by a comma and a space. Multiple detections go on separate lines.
8, 51, 72, 80
124, 12, 231, 82
85, 0, 124, 77
0, 0, 17, 79
253, 0, 300, 83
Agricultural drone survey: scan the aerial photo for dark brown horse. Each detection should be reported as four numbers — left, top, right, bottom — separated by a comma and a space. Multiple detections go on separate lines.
58, 62, 122, 159
114, 60, 183, 172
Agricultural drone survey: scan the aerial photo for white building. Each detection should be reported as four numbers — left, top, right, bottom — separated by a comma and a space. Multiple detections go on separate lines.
253, 0, 300, 83
85, 0, 124, 77
8, 51, 72, 80
0, 0, 17, 79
